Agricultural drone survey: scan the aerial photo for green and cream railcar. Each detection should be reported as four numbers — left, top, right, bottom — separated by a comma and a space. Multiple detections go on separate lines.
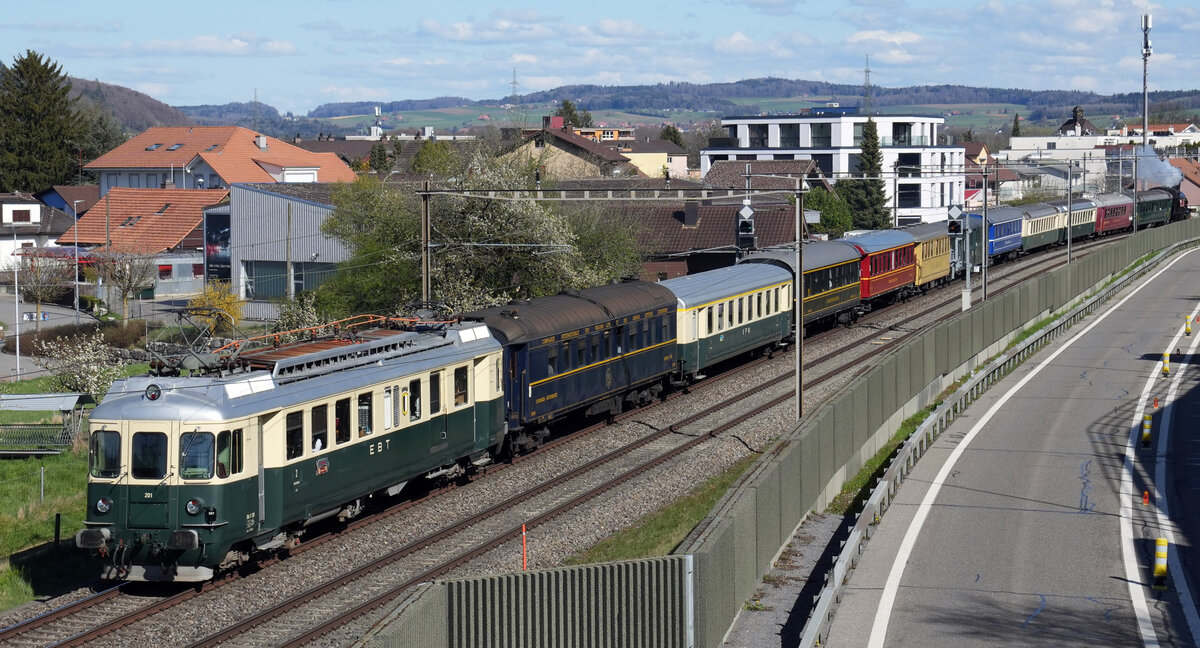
76, 323, 505, 582
1021, 203, 1065, 252
659, 263, 794, 381
1048, 197, 1097, 242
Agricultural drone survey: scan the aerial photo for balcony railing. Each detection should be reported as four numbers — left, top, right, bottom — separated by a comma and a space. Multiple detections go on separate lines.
881, 136, 931, 147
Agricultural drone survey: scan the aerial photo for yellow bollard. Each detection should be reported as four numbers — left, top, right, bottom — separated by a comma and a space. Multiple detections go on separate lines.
1187, 316, 1193, 337
1143, 413, 1152, 447
1163, 351, 1171, 377
1153, 538, 1168, 590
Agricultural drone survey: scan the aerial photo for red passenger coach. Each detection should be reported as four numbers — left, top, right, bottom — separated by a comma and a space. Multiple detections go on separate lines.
1092, 193, 1135, 235
838, 230, 917, 301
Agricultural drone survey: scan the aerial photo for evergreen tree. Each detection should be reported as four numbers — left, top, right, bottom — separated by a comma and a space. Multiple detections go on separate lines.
659, 124, 685, 148
69, 102, 127, 184
1012, 113, 1021, 137
553, 99, 593, 128
961, 129, 974, 143
0, 50, 81, 192
369, 141, 389, 172
839, 118, 890, 230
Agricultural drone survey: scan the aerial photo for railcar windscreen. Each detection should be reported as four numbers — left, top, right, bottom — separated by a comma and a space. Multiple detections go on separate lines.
180, 432, 215, 480
89, 429, 121, 479
132, 432, 167, 479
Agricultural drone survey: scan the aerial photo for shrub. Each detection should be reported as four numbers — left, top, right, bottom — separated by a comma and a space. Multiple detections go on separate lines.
187, 282, 242, 336
100, 320, 146, 348
30, 330, 130, 397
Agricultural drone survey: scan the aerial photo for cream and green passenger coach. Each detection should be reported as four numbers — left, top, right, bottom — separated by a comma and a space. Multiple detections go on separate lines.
76, 321, 505, 581
660, 263, 795, 381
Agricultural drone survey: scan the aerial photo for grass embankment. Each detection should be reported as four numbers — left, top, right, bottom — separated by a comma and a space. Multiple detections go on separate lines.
0, 364, 147, 611
567, 454, 759, 564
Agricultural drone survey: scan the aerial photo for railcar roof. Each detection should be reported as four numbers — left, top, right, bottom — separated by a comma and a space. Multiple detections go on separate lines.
1092, 193, 1135, 207
461, 280, 676, 346
981, 206, 1025, 224
836, 229, 915, 253
740, 239, 861, 273
899, 222, 947, 243
1024, 203, 1060, 219
1137, 188, 1171, 200
92, 323, 498, 422
1048, 198, 1096, 210
659, 263, 791, 309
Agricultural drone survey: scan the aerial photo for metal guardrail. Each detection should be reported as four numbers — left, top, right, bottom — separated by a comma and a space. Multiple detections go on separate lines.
798, 238, 1195, 647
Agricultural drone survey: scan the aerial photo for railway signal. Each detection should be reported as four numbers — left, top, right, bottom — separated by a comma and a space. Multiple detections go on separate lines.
947, 218, 962, 234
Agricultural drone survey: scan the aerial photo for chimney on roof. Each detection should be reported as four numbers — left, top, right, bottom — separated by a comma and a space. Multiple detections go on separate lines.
256, 134, 268, 150
683, 202, 699, 227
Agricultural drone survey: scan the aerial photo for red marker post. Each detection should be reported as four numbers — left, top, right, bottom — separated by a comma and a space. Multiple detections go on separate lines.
522, 524, 527, 571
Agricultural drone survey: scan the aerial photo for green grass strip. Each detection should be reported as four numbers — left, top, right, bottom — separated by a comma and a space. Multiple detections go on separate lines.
566, 454, 759, 565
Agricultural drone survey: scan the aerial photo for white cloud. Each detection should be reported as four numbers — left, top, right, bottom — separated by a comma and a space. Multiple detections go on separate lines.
320, 84, 391, 100
846, 30, 922, 46
874, 48, 913, 64
511, 53, 538, 64
714, 32, 757, 54
420, 18, 556, 43
131, 82, 171, 98
135, 33, 296, 56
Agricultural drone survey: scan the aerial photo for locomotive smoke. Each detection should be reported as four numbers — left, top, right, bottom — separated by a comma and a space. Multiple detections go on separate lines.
1136, 144, 1183, 188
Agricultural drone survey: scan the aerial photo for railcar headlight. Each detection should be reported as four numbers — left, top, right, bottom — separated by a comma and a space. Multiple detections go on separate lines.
185, 498, 204, 516
95, 497, 112, 514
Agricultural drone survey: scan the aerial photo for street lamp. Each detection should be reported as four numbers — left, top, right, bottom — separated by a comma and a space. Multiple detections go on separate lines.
8, 223, 19, 379
71, 199, 82, 326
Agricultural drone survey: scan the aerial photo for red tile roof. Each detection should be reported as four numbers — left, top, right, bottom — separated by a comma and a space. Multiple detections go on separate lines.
633, 203, 797, 255
58, 188, 229, 254
1169, 158, 1200, 188
86, 126, 356, 184
52, 185, 101, 214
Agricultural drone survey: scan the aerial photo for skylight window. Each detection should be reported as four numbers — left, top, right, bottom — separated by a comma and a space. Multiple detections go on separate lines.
145, 143, 163, 151
167, 143, 183, 151
155, 203, 171, 215
204, 144, 218, 151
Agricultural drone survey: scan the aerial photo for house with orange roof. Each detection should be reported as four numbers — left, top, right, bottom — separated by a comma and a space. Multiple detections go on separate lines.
1168, 157, 1200, 209
86, 126, 357, 197
59, 187, 229, 298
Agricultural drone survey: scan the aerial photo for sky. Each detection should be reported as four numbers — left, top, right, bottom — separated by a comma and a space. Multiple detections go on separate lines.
2, 0, 1197, 116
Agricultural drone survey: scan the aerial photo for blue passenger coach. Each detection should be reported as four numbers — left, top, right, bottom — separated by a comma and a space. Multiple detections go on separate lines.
462, 280, 677, 452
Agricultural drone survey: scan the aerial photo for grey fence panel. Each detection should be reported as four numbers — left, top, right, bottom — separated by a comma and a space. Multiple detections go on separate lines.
447, 556, 692, 648
694, 526, 735, 648
368, 583, 447, 648
895, 344, 913, 411
955, 316, 971, 374
847, 378, 867, 469
731, 489, 759, 605
800, 419, 822, 518
935, 324, 950, 376
981, 299, 997, 348
880, 353, 899, 425
753, 463, 782, 571
778, 439, 804, 544
921, 330, 936, 389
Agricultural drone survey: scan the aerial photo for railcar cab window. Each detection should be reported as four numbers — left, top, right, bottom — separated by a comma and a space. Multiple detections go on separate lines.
311, 405, 328, 452
335, 398, 351, 444
132, 432, 167, 480
216, 430, 243, 478
358, 393, 373, 436
454, 366, 470, 405
180, 431, 215, 480
89, 429, 121, 479
286, 411, 304, 460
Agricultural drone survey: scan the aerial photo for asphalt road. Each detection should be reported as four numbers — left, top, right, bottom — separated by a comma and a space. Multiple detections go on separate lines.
825, 248, 1200, 647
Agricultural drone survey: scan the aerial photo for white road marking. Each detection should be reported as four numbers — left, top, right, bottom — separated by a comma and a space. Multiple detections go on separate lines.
868, 251, 1196, 648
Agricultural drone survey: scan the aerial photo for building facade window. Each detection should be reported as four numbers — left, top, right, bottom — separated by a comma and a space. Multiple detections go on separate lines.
243, 260, 286, 299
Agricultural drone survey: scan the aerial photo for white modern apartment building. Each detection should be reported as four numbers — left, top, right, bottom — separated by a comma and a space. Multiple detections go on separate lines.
700, 108, 965, 225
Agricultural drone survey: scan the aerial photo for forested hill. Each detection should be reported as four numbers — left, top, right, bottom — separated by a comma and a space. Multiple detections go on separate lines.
308, 77, 1200, 124
69, 77, 191, 131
